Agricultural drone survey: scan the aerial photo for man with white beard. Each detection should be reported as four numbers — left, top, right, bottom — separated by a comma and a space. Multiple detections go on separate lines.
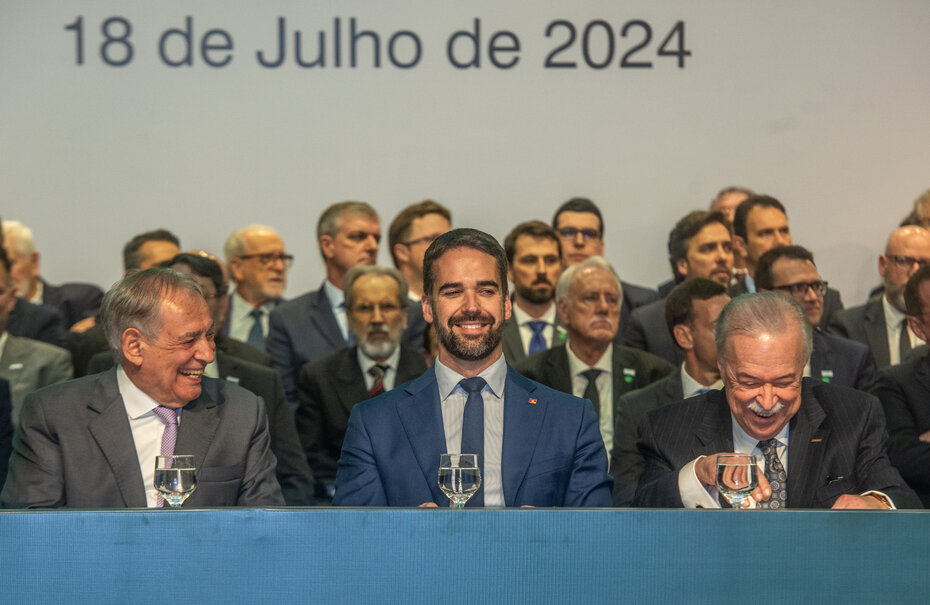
295, 265, 427, 501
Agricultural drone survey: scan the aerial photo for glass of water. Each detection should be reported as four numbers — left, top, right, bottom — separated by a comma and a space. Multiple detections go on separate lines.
154, 455, 197, 508
438, 453, 481, 508
715, 454, 758, 508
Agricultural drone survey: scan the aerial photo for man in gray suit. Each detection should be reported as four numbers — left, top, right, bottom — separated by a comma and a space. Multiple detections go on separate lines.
1, 268, 283, 508
0, 248, 72, 427
501, 221, 566, 364
634, 293, 918, 509
612, 279, 729, 505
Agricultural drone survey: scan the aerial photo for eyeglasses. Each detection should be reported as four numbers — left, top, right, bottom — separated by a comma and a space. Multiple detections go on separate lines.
557, 227, 600, 241
236, 253, 294, 268
401, 234, 441, 247
772, 280, 828, 297
887, 254, 930, 270
350, 302, 404, 317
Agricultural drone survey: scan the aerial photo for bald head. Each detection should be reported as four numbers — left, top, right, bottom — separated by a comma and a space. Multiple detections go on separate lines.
880, 225, 930, 312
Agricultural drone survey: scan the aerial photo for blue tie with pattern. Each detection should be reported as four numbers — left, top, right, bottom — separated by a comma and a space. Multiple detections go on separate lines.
459, 377, 487, 507
527, 321, 547, 355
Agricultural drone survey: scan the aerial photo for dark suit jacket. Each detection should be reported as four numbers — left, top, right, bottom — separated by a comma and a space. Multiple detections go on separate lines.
633, 379, 920, 508
871, 353, 930, 507
622, 297, 682, 366
810, 328, 876, 391
6, 298, 70, 352
85, 347, 312, 505
333, 365, 613, 507
296, 345, 427, 487
0, 370, 284, 508
267, 283, 425, 406
829, 295, 891, 369
40, 279, 103, 329
0, 378, 12, 491
618, 281, 660, 345
72, 322, 108, 378
611, 372, 684, 506
500, 314, 567, 366
729, 281, 844, 331
514, 343, 675, 414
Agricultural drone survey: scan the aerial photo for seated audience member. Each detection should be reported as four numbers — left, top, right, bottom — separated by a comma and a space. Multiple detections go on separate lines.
223, 225, 291, 350
501, 221, 565, 364
612, 279, 729, 506
633, 292, 919, 509
830, 225, 930, 369
388, 200, 452, 301
85, 253, 313, 505
268, 201, 426, 407
334, 228, 612, 507
551, 197, 659, 338
516, 256, 674, 460
0, 268, 283, 508
73, 229, 182, 377
625, 210, 733, 364
2, 220, 103, 332
755, 245, 875, 391
0, 248, 72, 426
730, 195, 843, 329
296, 265, 427, 500
872, 265, 930, 508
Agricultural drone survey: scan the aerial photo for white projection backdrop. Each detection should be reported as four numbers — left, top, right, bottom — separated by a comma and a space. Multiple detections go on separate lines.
2, 1, 929, 304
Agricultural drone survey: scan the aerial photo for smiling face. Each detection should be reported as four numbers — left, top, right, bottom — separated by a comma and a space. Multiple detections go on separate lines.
720, 328, 805, 441
423, 247, 511, 372
558, 266, 621, 347
129, 292, 216, 408
677, 222, 734, 286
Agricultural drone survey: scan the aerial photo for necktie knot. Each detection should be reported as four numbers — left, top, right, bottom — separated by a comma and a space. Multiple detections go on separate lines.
154, 405, 178, 426
527, 320, 546, 336
581, 369, 602, 384
459, 376, 487, 395
368, 364, 388, 381
249, 308, 263, 320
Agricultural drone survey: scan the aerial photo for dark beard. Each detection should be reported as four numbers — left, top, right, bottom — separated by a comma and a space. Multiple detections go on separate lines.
433, 308, 504, 362
515, 280, 554, 305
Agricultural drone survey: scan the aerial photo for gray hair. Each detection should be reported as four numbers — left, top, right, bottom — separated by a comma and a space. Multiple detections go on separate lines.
1, 220, 35, 257
100, 268, 206, 364
223, 224, 280, 262
555, 255, 623, 305
714, 292, 813, 368
343, 265, 409, 310
316, 201, 379, 241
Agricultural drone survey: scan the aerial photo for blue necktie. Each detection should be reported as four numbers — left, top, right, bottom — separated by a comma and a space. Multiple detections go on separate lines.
247, 309, 264, 350
527, 321, 547, 356
459, 377, 486, 507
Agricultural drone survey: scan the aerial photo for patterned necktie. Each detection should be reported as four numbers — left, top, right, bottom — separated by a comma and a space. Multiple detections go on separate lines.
247, 308, 264, 350
459, 377, 487, 507
527, 321, 547, 356
900, 319, 912, 361
581, 369, 602, 419
758, 439, 787, 509
368, 364, 388, 398
154, 406, 179, 508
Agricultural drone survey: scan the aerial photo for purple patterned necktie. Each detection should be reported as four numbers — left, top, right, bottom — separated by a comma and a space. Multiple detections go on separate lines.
154, 406, 178, 507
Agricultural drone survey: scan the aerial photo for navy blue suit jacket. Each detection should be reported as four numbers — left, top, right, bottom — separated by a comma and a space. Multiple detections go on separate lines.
333, 365, 613, 507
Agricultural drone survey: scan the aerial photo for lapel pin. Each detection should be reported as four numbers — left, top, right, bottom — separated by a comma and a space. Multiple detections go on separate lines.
528, 399, 537, 405
623, 368, 636, 383
821, 370, 833, 384
811, 438, 822, 443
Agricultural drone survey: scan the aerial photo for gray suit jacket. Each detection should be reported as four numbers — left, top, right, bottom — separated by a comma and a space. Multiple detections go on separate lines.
501, 314, 567, 366
0, 369, 284, 508
633, 379, 921, 508
0, 334, 73, 427
622, 297, 682, 366
829, 295, 891, 369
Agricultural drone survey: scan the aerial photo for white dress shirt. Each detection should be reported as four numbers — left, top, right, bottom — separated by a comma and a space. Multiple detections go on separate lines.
680, 364, 723, 398
324, 280, 351, 342
358, 347, 401, 393
434, 355, 506, 506
883, 295, 924, 365
565, 344, 613, 458
511, 303, 558, 355
116, 366, 183, 508
228, 291, 275, 344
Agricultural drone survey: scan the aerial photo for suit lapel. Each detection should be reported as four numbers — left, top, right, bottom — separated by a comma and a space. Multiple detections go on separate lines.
501, 318, 525, 364
500, 368, 544, 506
809, 330, 830, 383
786, 380, 828, 508
544, 347, 574, 394
695, 390, 734, 456
395, 367, 447, 505
87, 369, 148, 507
310, 285, 347, 350
864, 298, 890, 368
334, 348, 370, 416
174, 382, 221, 472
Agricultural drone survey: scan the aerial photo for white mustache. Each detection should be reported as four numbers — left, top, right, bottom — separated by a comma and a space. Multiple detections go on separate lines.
747, 400, 784, 418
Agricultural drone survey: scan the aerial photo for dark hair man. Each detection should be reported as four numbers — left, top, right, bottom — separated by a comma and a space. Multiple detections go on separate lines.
388, 200, 452, 301
334, 228, 612, 507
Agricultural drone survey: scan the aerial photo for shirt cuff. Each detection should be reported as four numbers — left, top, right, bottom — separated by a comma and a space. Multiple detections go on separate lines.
678, 456, 721, 509
860, 490, 896, 509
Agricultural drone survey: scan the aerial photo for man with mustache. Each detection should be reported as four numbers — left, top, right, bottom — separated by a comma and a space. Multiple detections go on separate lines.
296, 265, 427, 501
625, 210, 734, 365
500, 221, 566, 364
517, 256, 674, 462
334, 228, 612, 507
633, 292, 918, 509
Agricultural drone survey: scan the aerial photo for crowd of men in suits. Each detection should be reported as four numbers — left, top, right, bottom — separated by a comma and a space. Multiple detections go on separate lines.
2, 186, 930, 509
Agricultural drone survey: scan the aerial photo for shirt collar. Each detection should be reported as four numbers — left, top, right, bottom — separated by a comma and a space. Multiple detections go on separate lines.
323, 280, 345, 310
883, 293, 907, 328
356, 345, 402, 374
680, 363, 723, 398
434, 354, 507, 401
116, 365, 174, 420
565, 342, 612, 376
744, 273, 757, 293
232, 290, 274, 320
511, 301, 556, 326
30, 280, 44, 305
731, 412, 789, 453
